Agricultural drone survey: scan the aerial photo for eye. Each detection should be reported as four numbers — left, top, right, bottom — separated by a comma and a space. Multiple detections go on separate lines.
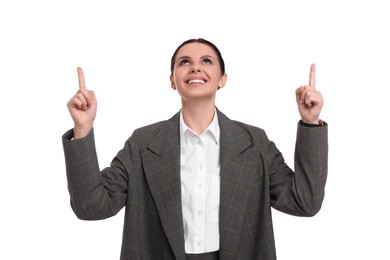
179, 59, 190, 66
202, 58, 212, 64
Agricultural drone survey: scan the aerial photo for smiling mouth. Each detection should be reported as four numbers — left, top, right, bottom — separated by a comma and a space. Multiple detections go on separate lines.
187, 79, 206, 84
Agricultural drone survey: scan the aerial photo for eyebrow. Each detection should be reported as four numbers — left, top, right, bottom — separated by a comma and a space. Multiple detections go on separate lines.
177, 55, 191, 61
176, 55, 216, 62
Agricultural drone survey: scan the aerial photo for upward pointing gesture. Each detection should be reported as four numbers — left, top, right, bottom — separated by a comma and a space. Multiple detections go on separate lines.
78, 67, 87, 91
67, 67, 97, 139
309, 63, 316, 88
296, 64, 324, 124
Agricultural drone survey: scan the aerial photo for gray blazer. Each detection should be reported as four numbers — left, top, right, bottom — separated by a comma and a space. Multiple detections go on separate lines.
62, 109, 328, 260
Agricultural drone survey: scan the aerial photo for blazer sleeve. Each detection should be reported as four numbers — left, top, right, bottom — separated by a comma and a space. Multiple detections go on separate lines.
268, 122, 328, 217
62, 128, 133, 220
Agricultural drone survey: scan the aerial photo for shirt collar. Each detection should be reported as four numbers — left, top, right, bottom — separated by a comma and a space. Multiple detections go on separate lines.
179, 109, 220, 144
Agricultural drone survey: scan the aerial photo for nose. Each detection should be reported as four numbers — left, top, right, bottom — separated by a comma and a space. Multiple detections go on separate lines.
190, 65, 201, 73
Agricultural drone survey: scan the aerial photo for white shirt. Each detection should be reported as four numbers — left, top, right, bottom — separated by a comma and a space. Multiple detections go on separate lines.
180, 110, 220, 254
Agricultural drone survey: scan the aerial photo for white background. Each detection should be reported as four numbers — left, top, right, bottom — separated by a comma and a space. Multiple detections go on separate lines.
1, 0, 389, 259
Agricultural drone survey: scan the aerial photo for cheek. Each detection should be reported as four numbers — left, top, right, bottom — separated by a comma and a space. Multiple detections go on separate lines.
172, 69, 185, 81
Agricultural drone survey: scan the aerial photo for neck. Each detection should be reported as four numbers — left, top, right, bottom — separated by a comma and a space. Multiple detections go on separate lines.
181, 99, 216, 135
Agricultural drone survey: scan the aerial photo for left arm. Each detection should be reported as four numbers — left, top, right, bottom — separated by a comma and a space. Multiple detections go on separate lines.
270, 63, 328, 216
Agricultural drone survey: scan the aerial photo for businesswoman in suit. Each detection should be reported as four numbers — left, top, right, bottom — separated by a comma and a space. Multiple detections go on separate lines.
63, 38, 328, 259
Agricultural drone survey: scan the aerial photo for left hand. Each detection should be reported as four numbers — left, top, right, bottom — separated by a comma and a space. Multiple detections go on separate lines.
295, 64, 324, 124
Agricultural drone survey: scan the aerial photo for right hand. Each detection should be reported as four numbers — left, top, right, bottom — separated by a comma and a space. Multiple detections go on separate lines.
67, 67, 97, 139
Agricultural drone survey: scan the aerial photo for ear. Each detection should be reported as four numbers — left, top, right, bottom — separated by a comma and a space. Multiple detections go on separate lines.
170, 75, 176, 90
218, 73, 227, 89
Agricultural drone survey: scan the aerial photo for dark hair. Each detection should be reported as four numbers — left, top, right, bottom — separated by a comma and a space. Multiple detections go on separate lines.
170, 38, 225, 76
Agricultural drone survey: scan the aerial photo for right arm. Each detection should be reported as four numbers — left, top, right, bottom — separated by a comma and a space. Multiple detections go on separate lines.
63, 67, 128, 220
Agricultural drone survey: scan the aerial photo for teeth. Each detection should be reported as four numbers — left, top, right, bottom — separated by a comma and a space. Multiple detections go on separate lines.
188, 79, 205, 84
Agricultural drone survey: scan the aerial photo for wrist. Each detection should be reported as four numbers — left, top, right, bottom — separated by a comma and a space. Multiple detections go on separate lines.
300, 119, 325, 127
301, 118, 319, 124
73, 124, 93, 139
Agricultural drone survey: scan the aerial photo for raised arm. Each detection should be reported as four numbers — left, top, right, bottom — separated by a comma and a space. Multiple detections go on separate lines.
270, 64, 328, 216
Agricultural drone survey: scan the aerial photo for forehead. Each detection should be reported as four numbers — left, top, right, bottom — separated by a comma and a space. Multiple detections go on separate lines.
175, 42, 218, 59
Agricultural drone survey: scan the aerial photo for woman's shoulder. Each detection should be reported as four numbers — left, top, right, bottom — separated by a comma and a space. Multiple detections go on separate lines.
125, 112, 180, 145
218, 110, 267, 137
130, 120, 171, 140
230, 119, 269, 140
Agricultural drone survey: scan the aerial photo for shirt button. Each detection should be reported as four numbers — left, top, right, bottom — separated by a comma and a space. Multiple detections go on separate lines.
197, 241, 202, 247
197, 184, 202, 189
198, 165, 203, 170
197, 209, 203, 215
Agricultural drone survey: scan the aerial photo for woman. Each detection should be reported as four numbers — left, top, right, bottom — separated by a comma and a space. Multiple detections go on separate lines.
63, 38, 328, 260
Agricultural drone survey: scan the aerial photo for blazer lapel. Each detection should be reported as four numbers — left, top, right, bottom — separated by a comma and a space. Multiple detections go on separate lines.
217, 109, 258, 259
141, 112, 186, 260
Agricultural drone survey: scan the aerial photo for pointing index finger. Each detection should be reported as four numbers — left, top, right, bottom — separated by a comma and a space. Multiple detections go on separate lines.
77, 67, 87, 90
309, 63, 316, 88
